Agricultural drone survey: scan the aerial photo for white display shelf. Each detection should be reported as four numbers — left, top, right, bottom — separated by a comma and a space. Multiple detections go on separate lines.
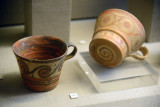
78, 52, 159, 93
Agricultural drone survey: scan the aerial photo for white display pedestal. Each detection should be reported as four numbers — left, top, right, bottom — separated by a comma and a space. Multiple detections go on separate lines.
78, 52, 159, 93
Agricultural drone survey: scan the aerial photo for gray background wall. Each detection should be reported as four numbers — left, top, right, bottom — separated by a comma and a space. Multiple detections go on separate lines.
0, 0, 160, 42
0, 0, 24, 26
0, 0, 127, 26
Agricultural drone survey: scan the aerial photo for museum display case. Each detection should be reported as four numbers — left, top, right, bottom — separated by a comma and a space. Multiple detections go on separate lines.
0, 0, 160, 106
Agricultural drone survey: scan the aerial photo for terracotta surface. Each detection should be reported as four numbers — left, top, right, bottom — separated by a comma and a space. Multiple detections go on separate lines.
89, 9, 149, 67
90, 30, 128, 67
13, 35, 77, 91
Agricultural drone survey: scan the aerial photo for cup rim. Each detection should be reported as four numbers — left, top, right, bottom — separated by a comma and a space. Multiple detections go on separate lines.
12, 35, 68, 62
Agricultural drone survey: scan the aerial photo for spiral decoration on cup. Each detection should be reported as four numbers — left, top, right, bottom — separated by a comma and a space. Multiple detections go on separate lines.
97, 45, 116, 62
90, 30, 128, 67
16, 58, 63, 91
37, 66, 51, 78
17, 59, 30, 74
94, 9, 145, 53
99, 14, 116, 27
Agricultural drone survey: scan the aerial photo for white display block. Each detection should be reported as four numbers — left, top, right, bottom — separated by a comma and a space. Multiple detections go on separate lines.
78, 52, 159, 93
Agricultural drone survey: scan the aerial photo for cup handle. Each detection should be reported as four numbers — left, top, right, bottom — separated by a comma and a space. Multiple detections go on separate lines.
128, 46, 149, 60
65, 42, 77, 61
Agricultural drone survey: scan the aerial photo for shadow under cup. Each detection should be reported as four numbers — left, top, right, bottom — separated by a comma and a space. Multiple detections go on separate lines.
13, 35, 76, 91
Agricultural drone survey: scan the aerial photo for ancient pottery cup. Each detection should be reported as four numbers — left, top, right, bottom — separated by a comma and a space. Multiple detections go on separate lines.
89, 9, 149, 67
13, 35, 77, 91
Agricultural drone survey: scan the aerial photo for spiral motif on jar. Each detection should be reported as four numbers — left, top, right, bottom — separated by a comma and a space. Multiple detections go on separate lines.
17, 59, 29, 74
99, 14, 116, 27
89, 37, 123, 67
118, 17, 134, 34
97, 45, 116, 63
38, 66, 52, 78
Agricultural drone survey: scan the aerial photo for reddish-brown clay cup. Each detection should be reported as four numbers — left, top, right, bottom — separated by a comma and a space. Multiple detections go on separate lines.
89, 9, 149, 68
13, 35, 77, 91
